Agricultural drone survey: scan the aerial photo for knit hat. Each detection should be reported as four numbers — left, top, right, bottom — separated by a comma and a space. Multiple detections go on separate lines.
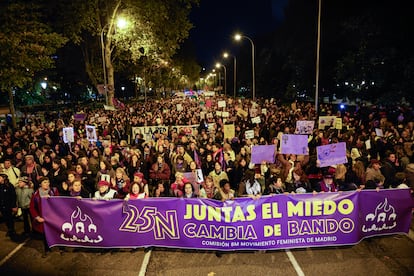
134, 172, 144, 179
98, 180, 110, 187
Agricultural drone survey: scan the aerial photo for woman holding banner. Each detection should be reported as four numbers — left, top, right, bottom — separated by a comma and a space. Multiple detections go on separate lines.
29, 177, 59, 257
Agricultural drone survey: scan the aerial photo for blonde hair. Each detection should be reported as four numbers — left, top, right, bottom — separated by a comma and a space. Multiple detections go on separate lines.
352, 161, 365, 180
116, 167, 130, 181
175, 172, 184, 179
335, 164, 347, 181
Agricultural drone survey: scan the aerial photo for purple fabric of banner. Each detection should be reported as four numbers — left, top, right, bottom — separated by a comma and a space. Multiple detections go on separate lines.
317, 142, 348, 167
42, 190, 414, 251
251, 145, 276, 164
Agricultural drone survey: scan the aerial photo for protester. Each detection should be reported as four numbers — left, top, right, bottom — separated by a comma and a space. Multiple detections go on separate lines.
93, 180, 117, 200
264, 175, 286, 195
69, 179, 90, 198
0, 173, 18, 240
153, 180, 169, 197
111, 167, 130, 199
15, 177, 34, 235
208, 161, 229, 189
199, 176, 218, 199
132, 172, 150, 197
170, 172, 187, 197
29, 177, 59, 257
2, 159, 20, 187
182, 182, 197, 198
20, 155, 43, 190
315, 172, 337, 192
216, 179, 235, 201
124, 182, 147, 200
365, 159, 385, 188
238, 169, 262, 199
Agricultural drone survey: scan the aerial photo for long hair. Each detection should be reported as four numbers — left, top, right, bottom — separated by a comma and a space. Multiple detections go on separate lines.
335, 164, 347, 181
116, 167, 130, 182
352, 160, 366, 182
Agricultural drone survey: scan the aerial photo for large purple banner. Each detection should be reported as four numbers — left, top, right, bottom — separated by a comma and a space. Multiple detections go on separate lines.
42, 190, 414, 251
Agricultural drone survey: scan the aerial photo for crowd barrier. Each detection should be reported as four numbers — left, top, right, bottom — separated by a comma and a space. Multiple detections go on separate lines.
43, 190, 414, 251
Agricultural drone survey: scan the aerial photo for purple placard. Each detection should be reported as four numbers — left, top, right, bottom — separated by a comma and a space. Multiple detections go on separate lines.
74, 113, 87, 121
280, 134, 309, 155
251, 145, 276, 164
42, 190, 414, 251
317, 142, 348, 167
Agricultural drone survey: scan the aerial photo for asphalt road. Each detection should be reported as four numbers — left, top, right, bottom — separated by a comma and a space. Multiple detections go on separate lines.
1, 217, 414, 276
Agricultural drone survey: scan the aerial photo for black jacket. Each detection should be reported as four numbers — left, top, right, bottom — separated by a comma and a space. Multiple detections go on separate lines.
0, 181, 17, 209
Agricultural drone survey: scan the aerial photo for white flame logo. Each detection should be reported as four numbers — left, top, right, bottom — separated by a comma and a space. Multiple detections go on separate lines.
362, 198, 397, 233
60, 206, 103, 243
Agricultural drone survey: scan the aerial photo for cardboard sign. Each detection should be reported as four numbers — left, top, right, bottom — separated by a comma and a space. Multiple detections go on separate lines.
318, 116, 336, 129
251, 116, 261, 124
251, 145, 276, 164
245, 130, 254, 139
63, 127, 74, 144
86, 125, 97, 142
317, 142, 348, 168
296, 121, 315, 135
335, 118, 343, 130
280, 134, 309, 155
223, 124, 235, 140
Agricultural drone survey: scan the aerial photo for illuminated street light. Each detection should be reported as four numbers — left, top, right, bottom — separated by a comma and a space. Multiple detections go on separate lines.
215, 62, 227, 96
100, 17, 129, 106
223, 52, 236, 98
234, 33, 255, 100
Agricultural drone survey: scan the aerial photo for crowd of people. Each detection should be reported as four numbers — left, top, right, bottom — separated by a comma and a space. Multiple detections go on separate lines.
1, 94, 414, 253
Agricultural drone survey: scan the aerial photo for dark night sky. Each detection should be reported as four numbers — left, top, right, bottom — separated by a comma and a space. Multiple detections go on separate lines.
188, 0, 288, 69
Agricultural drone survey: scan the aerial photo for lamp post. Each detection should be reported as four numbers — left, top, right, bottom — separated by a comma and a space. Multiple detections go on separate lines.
100, 26, 108, 105
216, 63, 227, 96
234, 33, 255, 100
223, 52, 236, 98
315, 0, 322, 115
100, 16, 129, 106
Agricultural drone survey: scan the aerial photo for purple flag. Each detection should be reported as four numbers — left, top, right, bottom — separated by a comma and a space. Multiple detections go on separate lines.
74, 113, 87, 121
42, 190, 414, 251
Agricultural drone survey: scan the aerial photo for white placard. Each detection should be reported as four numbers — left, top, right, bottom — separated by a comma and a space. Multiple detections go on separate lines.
375, 128, 383, 137
63, 127, 74, 144
245, 130, 254, 139
251, 116, 261, 124
86, 125, 97, 142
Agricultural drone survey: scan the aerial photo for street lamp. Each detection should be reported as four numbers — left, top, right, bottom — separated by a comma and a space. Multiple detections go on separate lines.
223, 52, 236, 98
100, 17, 129, 106
215, 62, 227, 96
234, 33, 255, 100
315, 0, 322, 114
100, 27, 108, 105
